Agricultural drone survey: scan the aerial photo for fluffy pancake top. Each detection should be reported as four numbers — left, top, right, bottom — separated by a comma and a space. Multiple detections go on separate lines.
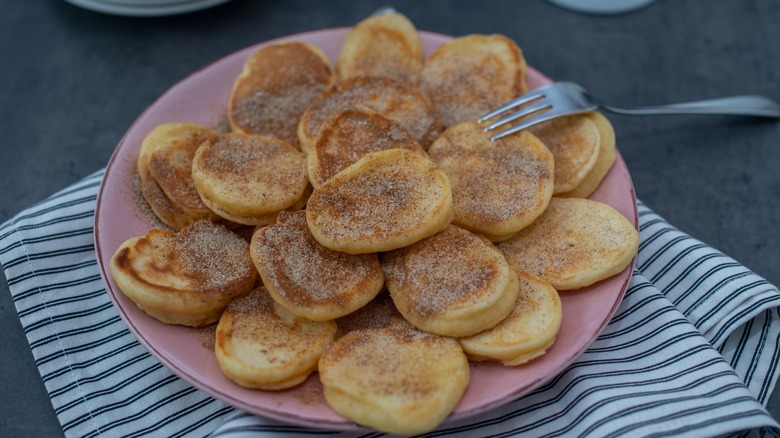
337, 12, 423, 85
305, 149, 454, 254
419, 34, 527, 128
216, 286, 338, 389
298, 76, 442, 151
250, 210, 383, 320
229, 42, 333, 148
497, 197, 639, 290
112, 220, 255, 295
428, 122, 554, 237
191, 133, 307, 216
318, 326, 469, 435
382, 225, 510, 319
307, 105, 424, 187
528, 114, 601, 194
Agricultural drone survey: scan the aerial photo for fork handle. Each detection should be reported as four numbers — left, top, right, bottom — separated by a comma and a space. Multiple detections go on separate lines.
600, 96, 780, 118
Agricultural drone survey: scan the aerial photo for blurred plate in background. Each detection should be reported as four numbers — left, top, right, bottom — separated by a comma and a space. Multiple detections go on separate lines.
64, 0, 233, 17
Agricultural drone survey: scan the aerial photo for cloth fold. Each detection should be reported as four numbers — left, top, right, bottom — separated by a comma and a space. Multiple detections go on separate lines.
1, 169, 779, 437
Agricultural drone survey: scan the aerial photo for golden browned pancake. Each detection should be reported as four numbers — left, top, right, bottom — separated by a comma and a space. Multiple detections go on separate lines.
427, 122, 554, 241
382, 225, 519, 337
137, 124, 212, 230
418, 34, 527, 128
250, 210, 384, 321
215, 286, 338, 390
558, 112, 617, 198
191, 133, 308, 225
144, 123, 218, 217
337, 12, 423, 85
318, 326, 469, 435
109, 221, 257, 326
307, 105, 425, 188
297, 76, 441, 153
137, 163, 193, 231
306, 149, 454, 254
528, 114, 601, 194
459, 270, 562, 366
228, 42, 334, 149
497, 197, 639, 290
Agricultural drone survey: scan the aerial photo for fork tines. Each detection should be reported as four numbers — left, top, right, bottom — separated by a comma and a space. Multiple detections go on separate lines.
478, 83, 563, 141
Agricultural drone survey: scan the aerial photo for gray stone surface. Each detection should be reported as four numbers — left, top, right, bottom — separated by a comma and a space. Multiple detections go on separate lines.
1, 0, 778, 435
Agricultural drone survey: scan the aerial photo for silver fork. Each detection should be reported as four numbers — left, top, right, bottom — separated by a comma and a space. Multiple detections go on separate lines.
479, 81, 780, 141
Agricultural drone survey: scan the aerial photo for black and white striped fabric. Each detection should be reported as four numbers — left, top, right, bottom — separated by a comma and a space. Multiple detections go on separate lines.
1, 169, 779, 437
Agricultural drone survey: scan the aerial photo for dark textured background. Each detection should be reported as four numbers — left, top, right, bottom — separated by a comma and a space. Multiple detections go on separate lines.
1, 0, 779, 435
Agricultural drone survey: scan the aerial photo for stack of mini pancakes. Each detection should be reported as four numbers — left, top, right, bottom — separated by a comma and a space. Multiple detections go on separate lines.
110, 12, 639, 435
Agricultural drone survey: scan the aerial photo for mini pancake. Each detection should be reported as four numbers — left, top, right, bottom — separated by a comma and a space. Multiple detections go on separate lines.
459, 270, 562, 366
337, 12, 423, 85
318, 326, 470, 435
382, 225, 519, 337
228, 41, 333, 149
297, 76, 441, 153
497, 197, 639, 290
144, 123, 218, 217
109, 221, 257, 326
250, 210, 384, 321
137, 125, 209, 230
307, 105, 425, 188
427, 122, 554, 241
419, 34, 527, 128
137, 159, 194, 231
306, 149, 454, 254
558, 112, 617, 198
528, 114, 601, 194
215, 286, 338, 390
191, 133, 308, 225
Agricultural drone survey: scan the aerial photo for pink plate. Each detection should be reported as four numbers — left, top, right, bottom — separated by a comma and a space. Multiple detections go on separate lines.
94, 28, 637, 430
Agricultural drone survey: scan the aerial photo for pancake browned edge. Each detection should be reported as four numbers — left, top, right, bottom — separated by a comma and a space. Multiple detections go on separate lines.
250, 210, 384, 321
109, 221, 257, 326
459, 269, 562, 366
528, 114, 601, 194
307, 105, 425, 188
558, 111, 617, 198
137, 123, 217, 230
228, 41, 334, 149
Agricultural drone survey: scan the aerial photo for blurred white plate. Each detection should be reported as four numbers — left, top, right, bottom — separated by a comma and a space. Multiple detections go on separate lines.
64, 0, 233, 16
548, 0, 655, 15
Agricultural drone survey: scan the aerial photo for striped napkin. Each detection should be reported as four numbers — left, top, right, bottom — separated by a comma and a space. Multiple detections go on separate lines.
2, 169, 779, 437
